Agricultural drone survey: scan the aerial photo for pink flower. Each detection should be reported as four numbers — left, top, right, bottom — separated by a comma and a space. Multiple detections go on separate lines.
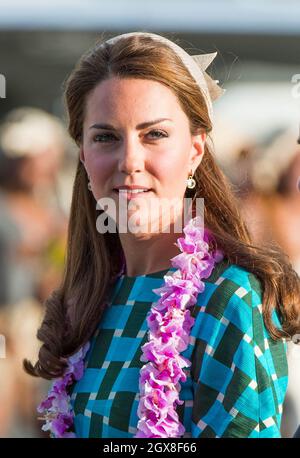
37, 396, 55, 413
136, 413, 185, 438
140, 384, 175, 418
50, 413, 74, 437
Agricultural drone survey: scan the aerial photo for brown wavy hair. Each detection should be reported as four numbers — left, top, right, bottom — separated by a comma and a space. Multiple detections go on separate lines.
24, 32, 300, 380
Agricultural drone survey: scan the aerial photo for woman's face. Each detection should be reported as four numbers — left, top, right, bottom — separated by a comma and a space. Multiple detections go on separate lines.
80, 77, 206, 232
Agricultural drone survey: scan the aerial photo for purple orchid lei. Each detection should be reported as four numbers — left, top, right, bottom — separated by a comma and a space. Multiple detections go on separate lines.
37, 342, 91, 437
37, 216, 223, 438
134, 216, 223, 437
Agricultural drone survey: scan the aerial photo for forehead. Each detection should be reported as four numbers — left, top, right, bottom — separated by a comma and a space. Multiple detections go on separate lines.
84, 77, 185, 122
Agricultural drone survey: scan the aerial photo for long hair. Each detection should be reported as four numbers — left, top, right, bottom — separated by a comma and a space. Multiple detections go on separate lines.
24, 33, 300, 380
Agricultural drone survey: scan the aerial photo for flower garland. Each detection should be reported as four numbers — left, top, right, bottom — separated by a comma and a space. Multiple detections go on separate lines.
37, 342, 91, 437
37, 216, 223, 438
134, 217, 223, 437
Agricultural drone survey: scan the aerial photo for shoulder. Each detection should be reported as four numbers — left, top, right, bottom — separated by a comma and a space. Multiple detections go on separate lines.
192, 259, 262, 337
190, 258, 288, 387
191, 259, 288, 384
189, 260, 288, 437
193, 259, 285, 341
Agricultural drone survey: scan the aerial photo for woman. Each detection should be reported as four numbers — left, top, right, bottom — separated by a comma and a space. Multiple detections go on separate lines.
24, 31, 300, 438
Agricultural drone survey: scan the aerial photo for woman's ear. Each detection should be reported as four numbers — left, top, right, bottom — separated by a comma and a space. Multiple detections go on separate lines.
189, 131, 206, 170
79, 146, 85, 165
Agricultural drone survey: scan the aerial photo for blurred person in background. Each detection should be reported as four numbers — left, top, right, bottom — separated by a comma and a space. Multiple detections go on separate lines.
232, 126, 300, 438
0, 308, 15, 436
0, 107, 70, 304
242, 126, 300, 270
0, 107, 72, 436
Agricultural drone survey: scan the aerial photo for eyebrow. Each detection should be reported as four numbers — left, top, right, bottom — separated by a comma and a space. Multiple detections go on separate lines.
89, 118, 172, 131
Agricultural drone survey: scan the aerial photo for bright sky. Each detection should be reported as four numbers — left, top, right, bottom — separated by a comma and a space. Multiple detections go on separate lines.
0, 0, 300, 33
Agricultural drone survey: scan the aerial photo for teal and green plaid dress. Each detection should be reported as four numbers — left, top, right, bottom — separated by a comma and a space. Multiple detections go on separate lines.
69, 258, 288, 438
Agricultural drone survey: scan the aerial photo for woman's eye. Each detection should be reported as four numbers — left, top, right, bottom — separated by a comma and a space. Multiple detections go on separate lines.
93, 130, 167, 143
147, 129, 168, 139
94, 133, 116, 143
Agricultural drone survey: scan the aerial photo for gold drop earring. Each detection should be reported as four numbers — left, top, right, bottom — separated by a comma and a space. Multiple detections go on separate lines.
87, 175, 92, 191
186, 170, 196, 189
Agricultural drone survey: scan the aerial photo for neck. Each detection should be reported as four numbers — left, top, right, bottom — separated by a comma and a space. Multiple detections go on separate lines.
118, 221, 184, 277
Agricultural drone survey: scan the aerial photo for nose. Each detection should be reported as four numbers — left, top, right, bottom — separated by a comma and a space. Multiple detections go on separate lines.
118, 136, 145, 175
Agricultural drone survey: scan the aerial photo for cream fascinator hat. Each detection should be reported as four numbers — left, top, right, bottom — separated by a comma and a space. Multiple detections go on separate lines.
98, 31, 226, 122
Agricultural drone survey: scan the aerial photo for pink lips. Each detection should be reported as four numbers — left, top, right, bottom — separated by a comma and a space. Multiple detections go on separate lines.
113, 189, 152, 200
114, 185, 150, 191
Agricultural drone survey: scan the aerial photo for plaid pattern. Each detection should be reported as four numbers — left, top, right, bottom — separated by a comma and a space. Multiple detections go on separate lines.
69, 258, 288, 438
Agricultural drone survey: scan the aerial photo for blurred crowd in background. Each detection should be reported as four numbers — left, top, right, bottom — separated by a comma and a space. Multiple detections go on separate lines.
0, 107, 76, 437
0, 0, 300, 438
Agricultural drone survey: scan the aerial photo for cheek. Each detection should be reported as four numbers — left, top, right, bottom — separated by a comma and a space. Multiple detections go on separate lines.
84, 150, 115, 182
158, 150, 189, 185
